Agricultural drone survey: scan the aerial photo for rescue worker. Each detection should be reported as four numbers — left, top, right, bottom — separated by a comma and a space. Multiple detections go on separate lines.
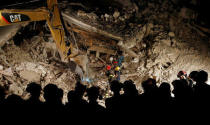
114, 50, 124, 81
114, 65, 121, 81
116, 51, 124, 67
177, 70, 193, 87
177, 71, 187, 80
106, 64, 114, 83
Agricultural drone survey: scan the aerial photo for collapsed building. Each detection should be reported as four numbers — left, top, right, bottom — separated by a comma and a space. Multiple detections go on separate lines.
0, 0, 210, 103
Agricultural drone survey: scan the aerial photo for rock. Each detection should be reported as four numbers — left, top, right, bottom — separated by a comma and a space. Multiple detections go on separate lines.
9, 84, 24, 96
0, 68, 13, 76
0, 65, 3, 70
77, 10, 86, 17
124, 40, 136, 49
142, 43, 147, 48
104, 14, 110, 18
20, 70, 41, 82
113, 11, 120, 19
132, 57, 139, 63
119, 17, 125, 21
168, 32, 175, 37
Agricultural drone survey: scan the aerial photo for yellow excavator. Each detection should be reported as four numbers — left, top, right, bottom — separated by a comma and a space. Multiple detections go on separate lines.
0, 0, 73, 62
0, 0, 124, 80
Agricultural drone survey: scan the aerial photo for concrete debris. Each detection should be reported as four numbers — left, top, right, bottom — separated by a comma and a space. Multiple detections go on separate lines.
16, 62, 47, 77
19, 70, 41, 82
77, 10, 98, 20
104, 13, 110, 21
9, 83, 24, 96
113, 11, 120, 19
168, 32, 175, 37
0, 68, 13, 77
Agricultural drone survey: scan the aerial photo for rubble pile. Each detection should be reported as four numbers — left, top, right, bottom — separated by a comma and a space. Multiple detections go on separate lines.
0, 33, 76, 102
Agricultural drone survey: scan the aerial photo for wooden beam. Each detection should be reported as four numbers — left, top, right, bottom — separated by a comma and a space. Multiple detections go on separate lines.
88, 45, 116, 55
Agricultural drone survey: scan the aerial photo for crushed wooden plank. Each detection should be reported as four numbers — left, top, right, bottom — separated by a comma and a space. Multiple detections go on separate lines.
97, 57, 106, 64
193, 24, 210, 34
186, 23, 206, 37
88, 45, 116, 55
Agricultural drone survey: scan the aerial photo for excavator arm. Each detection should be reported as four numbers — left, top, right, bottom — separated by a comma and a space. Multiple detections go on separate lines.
0, 0, 72, 61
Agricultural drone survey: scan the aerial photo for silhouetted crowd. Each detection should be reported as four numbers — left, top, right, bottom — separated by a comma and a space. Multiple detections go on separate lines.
0, 70, 210, 115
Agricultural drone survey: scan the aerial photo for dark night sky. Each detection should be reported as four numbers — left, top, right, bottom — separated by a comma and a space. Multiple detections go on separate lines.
0, 0, 210, 26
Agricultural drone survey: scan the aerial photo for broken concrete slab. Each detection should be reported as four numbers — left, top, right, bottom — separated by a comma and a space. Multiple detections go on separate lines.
19, 70, 41, 82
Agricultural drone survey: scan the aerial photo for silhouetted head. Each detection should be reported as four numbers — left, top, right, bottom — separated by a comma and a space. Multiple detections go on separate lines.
6, 94, 24, 105
189, 71, 198, 81
43, 84, 59, 103
0, 85, 6, 101
123, 80, 138, 96
67, 91, 76, 103
75, 82, 87, 98
196, 70, 208, 83
148, 78, 157, 85
57, 88, 64, 102
177, 71, 187, 79
159, 82, 171, 96
87, 86, 100, 103
172, 80, 189, 96
142, 78, 157, 93
110, 80, 123, 95
26, 82, 41, 98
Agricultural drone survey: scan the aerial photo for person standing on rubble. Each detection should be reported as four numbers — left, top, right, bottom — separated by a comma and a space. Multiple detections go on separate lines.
116, 51, 124, 67
177, 70, 193, 88
106, 63, 114, 83
114, 50, 124, 81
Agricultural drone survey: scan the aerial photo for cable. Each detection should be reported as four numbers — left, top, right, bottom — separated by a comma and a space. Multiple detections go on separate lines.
0, 0, 44, 9
2, 0, 42, 7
